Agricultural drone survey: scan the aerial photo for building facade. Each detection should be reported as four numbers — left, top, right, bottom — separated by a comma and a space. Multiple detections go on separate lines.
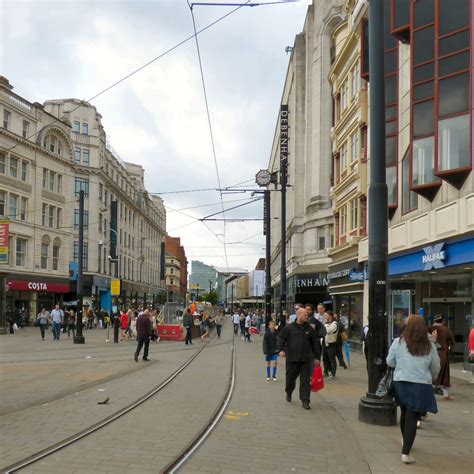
165, 235, 187, 304
268, 0, 345, 313
0, 77, 167, 317
189, 260, 217, 301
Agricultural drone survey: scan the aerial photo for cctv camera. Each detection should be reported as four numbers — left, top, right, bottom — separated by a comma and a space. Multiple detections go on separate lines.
107, 255, 112, 260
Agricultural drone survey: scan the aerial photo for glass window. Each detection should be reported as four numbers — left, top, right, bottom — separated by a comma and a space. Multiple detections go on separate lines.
438, 114, 470, 171
340, 206, 347, 236
20, 197, 27, 221
413, 81, 434, 101
73, 121, 80, 133
0, 191, 5, 215
52, 244, 60, 270
48, 205, 54, 228
74, 209, 89, 228
439, 0, 469, 36
9, 194, 18, 219
386, 120, 398, 135
42, 169, 48, 188
387, 166, 397, 206
21, 161, 28, 182
413, 26, 434, 64
41, 243, 48, 269
74, 147, 81, 163
57, 174, 63, 194
82, 149, 89, 165
413, 136, 436, 186
402, 151, 417, 213
385, 75, 397, 105
0, 153, 5, 174
393, 0, 410, 29
413, 0, 434, 28
22, 120, 29, 139
73, 242, 88, 271
82, 122, 88, 135
49, 136, 56, 153
16, 238, 27, 267
439, 29, 470, 56
352, 63, 360, 95
439, 51, 470, 77
42, 203, 47, 226
385, 50, 397, 75
350, 198, 359, 230
413, 62, 434, 83
3, 110, 10, 129
386, 136, 397, 166
338, 294, 363, 341
74, 178, 89, 197
9, 157, 18, 178
49, 172, 55, 192
351, 131, 359, 162
340, 142, 348, 172
438, 73, 469, 117
413, 100, 434, 137
56, 208, 62, 229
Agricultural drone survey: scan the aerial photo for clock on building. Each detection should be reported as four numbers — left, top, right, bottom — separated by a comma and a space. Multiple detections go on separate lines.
255, 169, 272, 186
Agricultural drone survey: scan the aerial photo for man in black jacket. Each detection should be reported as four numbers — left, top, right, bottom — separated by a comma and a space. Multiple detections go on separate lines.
134, 310, 152, 362
278, 307, 320, 410
183, 310, 193, 345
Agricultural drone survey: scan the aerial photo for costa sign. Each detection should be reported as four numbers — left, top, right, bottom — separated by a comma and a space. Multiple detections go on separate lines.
7, 280, 70, 293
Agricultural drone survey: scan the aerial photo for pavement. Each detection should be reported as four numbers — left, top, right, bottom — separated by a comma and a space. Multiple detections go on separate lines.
1, 323, 472, 473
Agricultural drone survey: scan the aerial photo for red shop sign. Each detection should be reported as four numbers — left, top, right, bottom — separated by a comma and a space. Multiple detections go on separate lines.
6, 280, 71, 293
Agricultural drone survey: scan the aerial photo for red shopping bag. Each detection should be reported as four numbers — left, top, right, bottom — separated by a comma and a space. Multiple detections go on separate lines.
311, 365, 325, 392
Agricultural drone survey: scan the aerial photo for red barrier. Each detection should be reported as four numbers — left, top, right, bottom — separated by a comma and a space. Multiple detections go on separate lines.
157, 324, 184, 341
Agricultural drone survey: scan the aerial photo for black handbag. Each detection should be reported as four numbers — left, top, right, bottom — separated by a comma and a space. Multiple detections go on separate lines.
376, 367, 395, 398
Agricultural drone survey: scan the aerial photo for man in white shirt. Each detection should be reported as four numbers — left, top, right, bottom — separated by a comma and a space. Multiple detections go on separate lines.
245, 313, 252, 342
232, 312, 240, 335
50, 304, 64, 341
316, 303, 328, 324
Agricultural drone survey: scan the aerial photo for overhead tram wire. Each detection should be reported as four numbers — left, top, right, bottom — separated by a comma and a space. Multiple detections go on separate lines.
3, 3, 250, 153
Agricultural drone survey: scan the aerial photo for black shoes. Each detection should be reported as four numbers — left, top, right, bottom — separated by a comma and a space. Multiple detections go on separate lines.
134, 353, 138, 362
302, 401, 311, 410
286, 393, 292, 402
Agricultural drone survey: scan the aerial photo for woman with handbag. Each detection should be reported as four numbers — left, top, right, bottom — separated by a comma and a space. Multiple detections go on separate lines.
387, 315, 440, 465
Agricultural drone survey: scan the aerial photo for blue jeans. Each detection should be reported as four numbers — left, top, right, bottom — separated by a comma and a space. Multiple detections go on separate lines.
52, 322, 61, 340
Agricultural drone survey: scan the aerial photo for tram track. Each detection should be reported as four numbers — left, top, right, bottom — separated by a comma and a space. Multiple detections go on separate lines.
2, 332, 237, 473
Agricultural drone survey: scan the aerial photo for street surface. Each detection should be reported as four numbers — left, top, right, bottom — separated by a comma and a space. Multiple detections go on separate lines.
0, 322, 472, 473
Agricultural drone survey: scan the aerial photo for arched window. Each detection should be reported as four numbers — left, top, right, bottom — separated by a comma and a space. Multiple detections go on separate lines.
41, 235, 51, 270
43, 134, 63, 156
53, 237, 61, 271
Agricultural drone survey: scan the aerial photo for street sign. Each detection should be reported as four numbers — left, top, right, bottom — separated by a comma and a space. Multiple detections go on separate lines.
349, 271, 364, 282
111, 279, 121, 296
0, 219, 9, 264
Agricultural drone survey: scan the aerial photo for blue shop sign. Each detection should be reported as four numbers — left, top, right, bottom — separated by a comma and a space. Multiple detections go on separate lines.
389, 237, 474, 276
349, 271, 365, 282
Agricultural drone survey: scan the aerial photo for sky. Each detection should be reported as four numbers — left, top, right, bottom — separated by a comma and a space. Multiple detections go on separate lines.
1, 0, 311, 271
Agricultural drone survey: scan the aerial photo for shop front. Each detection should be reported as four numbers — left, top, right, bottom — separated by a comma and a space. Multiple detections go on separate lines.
388, 235, 474, 357
6, 277, 71, 322
328, 259, 365, 350
287, 273, 330, 311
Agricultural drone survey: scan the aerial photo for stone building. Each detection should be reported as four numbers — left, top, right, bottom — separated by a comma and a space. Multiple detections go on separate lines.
0, 77, 167, 316
165, 235, 187, 304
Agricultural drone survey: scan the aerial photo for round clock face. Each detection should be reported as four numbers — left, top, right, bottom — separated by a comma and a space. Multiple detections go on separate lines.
256, 169, 271, 186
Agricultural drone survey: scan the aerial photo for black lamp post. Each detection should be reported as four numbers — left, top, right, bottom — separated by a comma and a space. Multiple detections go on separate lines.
358, 0, 396, 426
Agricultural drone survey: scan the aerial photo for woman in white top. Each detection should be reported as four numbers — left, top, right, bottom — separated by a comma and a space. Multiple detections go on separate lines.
387, 315, 440, 465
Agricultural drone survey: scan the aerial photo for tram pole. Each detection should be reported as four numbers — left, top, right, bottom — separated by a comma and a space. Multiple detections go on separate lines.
74, 190, 85, 344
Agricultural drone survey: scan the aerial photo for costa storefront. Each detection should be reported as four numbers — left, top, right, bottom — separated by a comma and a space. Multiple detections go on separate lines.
6, 277, 72, 319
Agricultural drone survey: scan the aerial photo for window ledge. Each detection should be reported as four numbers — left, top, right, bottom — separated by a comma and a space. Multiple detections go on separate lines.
411, 181, 442, 201
435, 167, 471, 189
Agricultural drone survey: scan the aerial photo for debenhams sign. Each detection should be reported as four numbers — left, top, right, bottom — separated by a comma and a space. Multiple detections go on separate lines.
296, 274, 329, 289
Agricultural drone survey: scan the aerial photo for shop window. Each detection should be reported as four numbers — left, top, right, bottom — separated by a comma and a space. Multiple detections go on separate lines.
413, 26, 434, 64
338, 294, 363, 341
413, 136, 436, 186
439, 29, 470, 56
16, 238, 27, 267
438, 73, 469, 117
413, 0, 434, 28
438, 114, 470, 171
402, 150, 417, 213
438, 0, 470, 36
413, 100, 434, 137
413, 62, 434, 83
438, 51, 470, 77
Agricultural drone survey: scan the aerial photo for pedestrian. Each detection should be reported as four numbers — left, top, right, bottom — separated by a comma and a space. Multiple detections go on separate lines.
183, 309, 193, 345
322, 311, 339, 379
244, 312, 252, 342
277, 312, 286, 333
362, 324, 369, 368
278, 307, 320, 410
239, 312, 246, 340
387, 315, 440, 465
316, 303, 328, 324
306, 304, 326, 374
430, 315, 455, 400
263, 320, 279, 381
134, 309, 152, 362
289, 303, 304, 324
67, 310, 76, 338
36, 307, 49, 340
201, 312, 210, 341
120, 309, 129, 341
126, 309, 134, 338
232, 311, 240, 334
49, 304, 64, 341
87, 308, 94, 330
215, 310, 224, 339
334, 312, 348, 369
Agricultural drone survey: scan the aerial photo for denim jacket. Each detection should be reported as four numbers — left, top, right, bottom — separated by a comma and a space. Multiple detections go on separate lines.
387, 337, 440, 384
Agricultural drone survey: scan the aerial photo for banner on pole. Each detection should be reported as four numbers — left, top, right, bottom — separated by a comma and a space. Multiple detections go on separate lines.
0, 219, 9, 264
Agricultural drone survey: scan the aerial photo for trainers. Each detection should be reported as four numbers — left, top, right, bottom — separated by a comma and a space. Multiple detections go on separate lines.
266, 377, 271, 381
416, 420, 421, 428
401, 455, 415, 464
302, 401, 311, 410
134, 353, 138, 362
273, 377, 277, 382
